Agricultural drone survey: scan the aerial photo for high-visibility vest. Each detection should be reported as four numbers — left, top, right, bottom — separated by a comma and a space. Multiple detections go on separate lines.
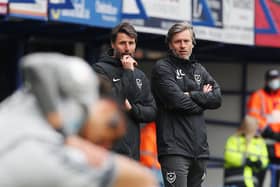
140, 122, 161, 169
247, 89, 280, 157
224, 134, 269, 187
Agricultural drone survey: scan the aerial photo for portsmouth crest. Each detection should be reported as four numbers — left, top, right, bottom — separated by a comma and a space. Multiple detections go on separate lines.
166, 171, 176, 184
136, 78, 142, 89
194, 74, 201, 85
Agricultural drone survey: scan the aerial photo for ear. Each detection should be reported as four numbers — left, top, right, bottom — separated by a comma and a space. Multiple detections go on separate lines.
111, 42, 115, 49
168, 43, 172, 50
78, 121, 90, 139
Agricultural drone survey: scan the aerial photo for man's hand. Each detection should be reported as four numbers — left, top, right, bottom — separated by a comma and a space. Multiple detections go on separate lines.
121, 55, 137, 71
124, 99, 132, 111
203, 84, 213, 93
65, 135, 108, 167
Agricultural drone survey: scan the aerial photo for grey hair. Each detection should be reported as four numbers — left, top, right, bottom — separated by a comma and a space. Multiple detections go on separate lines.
165, 22, 196, 45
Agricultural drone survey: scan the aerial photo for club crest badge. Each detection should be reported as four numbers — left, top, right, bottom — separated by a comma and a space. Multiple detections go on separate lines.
136, 78, 142, 89
194, 74, 201, 85
166, 171, 176, 184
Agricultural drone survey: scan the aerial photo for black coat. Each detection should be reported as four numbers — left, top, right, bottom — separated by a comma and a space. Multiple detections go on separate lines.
151, 53, 222, 159
93, 55, 156, 160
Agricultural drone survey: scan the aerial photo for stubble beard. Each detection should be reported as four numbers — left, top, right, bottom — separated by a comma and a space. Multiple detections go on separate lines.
172, 50, 190, 61
114, 50, 134, 60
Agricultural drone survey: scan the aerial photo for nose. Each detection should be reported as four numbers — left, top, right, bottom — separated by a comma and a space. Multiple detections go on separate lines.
124, 42, 130, 50
180, 41, 186, 48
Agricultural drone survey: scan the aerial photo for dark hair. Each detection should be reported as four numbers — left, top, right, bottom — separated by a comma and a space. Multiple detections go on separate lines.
111, 22, 138, 43
165, 22, 196, 45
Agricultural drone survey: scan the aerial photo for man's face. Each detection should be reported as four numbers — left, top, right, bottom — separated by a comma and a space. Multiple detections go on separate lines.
111, 33, 136, 59
80, 99, 126, 149
267, 77, 280, 91
169, 29, 194, 60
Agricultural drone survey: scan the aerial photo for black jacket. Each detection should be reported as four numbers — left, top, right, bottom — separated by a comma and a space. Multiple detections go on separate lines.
151, 53, 222, 159
93, 54, 156, 160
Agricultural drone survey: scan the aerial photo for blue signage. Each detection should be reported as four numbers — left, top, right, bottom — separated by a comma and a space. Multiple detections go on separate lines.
192, 0, 222, 28
255, 0, 277, 34
121, 0, 147, 19
122, 0, 192, 35
49, 0, 122, 28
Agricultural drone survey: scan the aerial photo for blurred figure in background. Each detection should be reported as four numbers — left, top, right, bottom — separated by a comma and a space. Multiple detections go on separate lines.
93, 22, 156, 160
140, 122, 164, 187
224, 115, 269, 187
0, 53, 157, 187
247, 69, 280, 186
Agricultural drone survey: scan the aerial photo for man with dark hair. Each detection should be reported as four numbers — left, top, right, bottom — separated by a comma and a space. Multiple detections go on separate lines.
151, 22, 222, 187
247, 68, 280, 186
93, 22, 157, 160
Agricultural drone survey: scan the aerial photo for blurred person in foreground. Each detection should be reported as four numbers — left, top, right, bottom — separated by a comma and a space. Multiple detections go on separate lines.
93, 22, 156, 160
224, 115, 269, 187
0, 53, 157, 187
247, 69, 280, 186
151, 22, 222, 187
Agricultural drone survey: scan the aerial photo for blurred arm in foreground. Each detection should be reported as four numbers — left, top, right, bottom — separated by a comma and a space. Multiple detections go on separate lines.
0, 52, 157, 187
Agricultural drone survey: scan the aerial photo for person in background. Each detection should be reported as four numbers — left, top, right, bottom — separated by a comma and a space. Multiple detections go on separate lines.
224, 115, 269, 187
140, 122, 164, 187
151, 22, 222, 187
247, 69, 280, 186
93, 22, 157, 160
0, 53, 158, 187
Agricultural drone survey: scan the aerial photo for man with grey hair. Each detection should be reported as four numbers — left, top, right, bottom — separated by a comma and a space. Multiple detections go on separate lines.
151, 22, 222, 187
0, 53, 157, 187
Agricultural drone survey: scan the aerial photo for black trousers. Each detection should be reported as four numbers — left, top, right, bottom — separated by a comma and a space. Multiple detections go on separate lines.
159, 155, 207, 187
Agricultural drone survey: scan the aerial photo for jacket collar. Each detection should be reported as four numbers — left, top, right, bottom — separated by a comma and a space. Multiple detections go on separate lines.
99, 49, 122, 67
264, 86, 279, 95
